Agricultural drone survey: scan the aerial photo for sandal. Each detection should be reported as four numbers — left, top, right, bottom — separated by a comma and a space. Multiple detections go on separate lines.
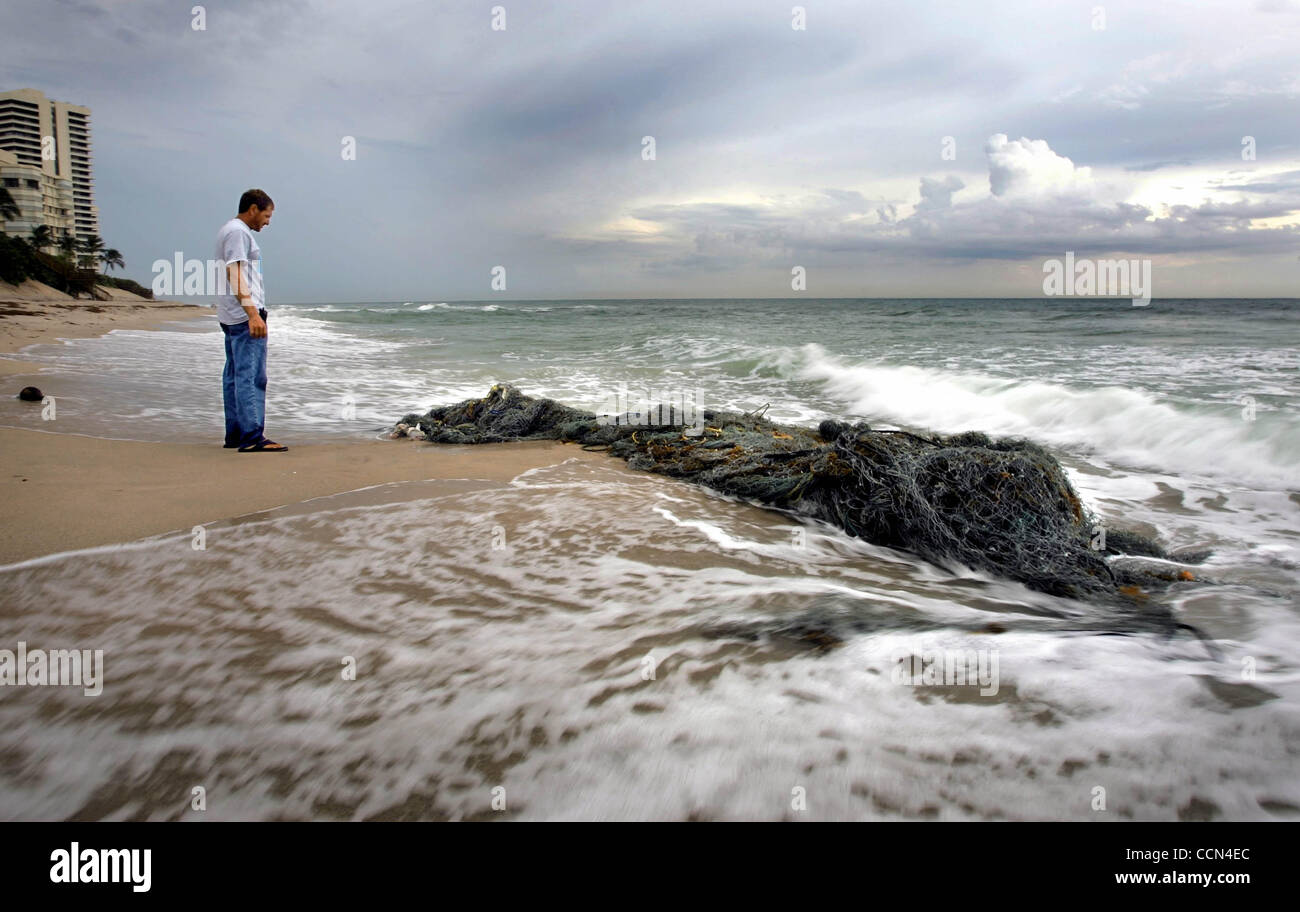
238, 438, 289, 453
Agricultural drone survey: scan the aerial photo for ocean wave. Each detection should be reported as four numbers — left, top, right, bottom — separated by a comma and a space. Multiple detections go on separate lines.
788, 344, 1299, 486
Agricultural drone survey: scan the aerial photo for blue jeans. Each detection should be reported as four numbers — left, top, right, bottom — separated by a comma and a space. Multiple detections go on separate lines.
221, 314, 268, 448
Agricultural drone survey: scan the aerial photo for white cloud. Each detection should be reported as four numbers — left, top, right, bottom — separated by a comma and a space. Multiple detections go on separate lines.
917, 176, 965, 211
573, 133, 1300, 278
985, 134, 1094, 198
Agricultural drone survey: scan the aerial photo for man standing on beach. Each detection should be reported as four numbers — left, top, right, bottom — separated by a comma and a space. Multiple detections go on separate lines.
217, 189, 287, 452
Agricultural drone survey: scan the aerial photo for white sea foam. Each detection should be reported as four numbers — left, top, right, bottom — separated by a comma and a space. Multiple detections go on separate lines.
790, 344, 1299, 487
0, 460, 1294, 821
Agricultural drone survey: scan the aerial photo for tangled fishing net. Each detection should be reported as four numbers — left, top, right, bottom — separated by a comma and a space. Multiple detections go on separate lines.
393, 383, 1202, 603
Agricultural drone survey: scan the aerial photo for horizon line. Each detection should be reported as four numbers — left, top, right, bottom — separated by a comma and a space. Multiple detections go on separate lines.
258, 295, 1300, 305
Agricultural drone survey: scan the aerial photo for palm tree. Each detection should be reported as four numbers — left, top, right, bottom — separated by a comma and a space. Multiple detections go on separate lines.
78, 234, 104, 271
57, 232, 78, 261
0, 187, 20, 225
29, 224, 52, 252
101, 248, 124, 274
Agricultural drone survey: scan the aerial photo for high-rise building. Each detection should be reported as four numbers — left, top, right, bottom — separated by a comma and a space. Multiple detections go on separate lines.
0, 88, 99, 244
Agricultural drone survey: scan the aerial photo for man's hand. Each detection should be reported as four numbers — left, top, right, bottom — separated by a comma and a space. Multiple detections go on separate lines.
248, 314, 267, 338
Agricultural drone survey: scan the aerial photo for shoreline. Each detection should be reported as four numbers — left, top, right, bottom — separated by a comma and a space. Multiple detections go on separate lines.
0, 426, 604, 566
0, 296, 611, 564
0, 293, 217, 376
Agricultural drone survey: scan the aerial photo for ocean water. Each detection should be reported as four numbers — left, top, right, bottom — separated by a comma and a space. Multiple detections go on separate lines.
1, 298, 1298, 820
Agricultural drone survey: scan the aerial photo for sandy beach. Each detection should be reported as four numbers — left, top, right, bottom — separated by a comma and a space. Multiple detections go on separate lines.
0, 280, 216, 377
0, 285, 604, 565
1, 291, 1297, 826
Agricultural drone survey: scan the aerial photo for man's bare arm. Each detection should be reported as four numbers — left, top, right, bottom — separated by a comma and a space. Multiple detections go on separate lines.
226, 261, 266, 337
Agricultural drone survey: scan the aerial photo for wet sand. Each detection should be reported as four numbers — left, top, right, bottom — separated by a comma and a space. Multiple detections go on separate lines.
0, 428, 606, 566
0, 295, 608, 565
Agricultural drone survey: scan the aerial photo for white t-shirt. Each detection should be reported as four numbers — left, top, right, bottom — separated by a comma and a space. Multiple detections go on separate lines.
215, 217, 264, 324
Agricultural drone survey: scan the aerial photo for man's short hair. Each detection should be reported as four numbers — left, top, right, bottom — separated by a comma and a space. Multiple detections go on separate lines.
238, 188, 274, 213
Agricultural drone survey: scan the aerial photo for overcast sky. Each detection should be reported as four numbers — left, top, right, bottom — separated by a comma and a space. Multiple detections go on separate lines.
5, 0, 1299, 300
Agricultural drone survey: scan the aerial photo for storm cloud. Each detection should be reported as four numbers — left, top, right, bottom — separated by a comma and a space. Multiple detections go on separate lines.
4, 0, 1297, 299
